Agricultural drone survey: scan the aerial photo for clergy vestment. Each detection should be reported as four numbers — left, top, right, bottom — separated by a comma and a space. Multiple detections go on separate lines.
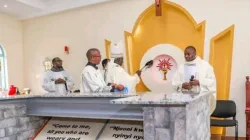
105, 61, 140, 93
81, 62, 112, 93
42, 69, 74, 95
104, 41, 140, 93
172, 56, 217, 114
102, 65, 109, 82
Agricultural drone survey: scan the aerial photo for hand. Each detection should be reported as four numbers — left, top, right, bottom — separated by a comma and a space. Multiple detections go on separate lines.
136, 70, 142, 77
116, 84, 124, 91
189, 79, 199, 86
111, 83, 117, 88
55, 78, 66, 84
182, 82, 191, 90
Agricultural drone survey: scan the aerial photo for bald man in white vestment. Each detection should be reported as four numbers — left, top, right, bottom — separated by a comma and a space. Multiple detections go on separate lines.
42, 57, 74, 95
80, 48, 124, 93
172, 46, 217, 114
104, 41, 141, 93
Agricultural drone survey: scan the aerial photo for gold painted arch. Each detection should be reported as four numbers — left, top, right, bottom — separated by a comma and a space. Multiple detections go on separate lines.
123, 1, 206, 91
209, 25, 235, 135
130, 1, 205, 35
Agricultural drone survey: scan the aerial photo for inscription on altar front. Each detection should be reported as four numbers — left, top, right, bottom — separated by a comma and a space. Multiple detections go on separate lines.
34, 118, 144, 140
98, 120, 143, 140
34, 118, 105, 140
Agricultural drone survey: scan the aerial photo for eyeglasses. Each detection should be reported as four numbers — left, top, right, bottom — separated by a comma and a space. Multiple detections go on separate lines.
93, 55, 101, 57
53, 60, 63, 63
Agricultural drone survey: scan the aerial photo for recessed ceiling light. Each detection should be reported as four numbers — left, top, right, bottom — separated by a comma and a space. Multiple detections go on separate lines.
4, 4, 8, 8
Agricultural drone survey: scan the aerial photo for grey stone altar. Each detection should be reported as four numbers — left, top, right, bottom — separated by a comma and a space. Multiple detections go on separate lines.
0, 91, 212, 140
111, 92, 212, 140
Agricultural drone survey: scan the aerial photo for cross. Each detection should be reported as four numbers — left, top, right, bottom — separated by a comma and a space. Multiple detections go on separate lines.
155, 0, 162, 16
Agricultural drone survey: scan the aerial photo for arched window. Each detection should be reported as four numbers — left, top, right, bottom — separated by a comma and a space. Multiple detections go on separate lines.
0, 45, 8, 90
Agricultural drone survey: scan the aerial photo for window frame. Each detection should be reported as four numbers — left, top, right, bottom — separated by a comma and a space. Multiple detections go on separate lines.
0, 45, 8, 90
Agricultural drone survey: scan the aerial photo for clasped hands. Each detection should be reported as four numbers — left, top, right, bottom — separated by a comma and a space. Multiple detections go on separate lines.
182, 79, 200, 90
111, 83, 124, 91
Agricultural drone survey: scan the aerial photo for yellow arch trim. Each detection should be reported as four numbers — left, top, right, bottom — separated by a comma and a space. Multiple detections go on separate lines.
124, 31, 133, 74
210, 24, 234, 100
209, 25, 235, 135
105, 39, 111, 59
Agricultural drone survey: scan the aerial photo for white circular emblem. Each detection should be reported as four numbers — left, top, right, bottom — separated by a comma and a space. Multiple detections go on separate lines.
140, 44, 185, 92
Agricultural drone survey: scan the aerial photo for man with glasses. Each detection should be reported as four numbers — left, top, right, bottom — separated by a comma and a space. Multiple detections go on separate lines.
80, 48, 124, 93
42, 57, 74, 95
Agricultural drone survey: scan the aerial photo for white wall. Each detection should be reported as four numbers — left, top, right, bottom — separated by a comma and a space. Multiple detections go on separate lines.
22, 0, 250, 136
0, 13, 24, 89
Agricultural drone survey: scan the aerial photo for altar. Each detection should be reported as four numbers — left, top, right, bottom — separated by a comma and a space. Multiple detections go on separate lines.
0, 91, 212, 140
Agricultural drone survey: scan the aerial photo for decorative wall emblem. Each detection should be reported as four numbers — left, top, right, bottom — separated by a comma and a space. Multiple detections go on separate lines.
156, 58, 173, 80
140, 44, 184, 92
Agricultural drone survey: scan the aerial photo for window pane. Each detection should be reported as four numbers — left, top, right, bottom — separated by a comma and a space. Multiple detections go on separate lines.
0, 57, 3, 89
0, 47, 3, 55
0, 46, 7, 90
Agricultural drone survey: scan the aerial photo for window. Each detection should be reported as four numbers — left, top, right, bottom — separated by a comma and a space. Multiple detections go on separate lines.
0, 45, 8, 90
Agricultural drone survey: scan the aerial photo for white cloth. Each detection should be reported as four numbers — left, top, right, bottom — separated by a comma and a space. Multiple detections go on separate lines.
105, 62, 140, 93
42, 70, 74, 95
80, 65, 112, 93
183, 64, 200, 93
104, 62, 116, 83
184, 64, 197, 82
102, 62, 109, 81
172, 56, 217, 114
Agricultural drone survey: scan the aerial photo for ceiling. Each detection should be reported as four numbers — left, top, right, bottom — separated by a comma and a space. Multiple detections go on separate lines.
0, 0, 113, 20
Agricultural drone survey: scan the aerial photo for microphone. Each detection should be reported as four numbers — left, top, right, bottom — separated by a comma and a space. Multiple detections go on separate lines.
65, 83, 68, 92
145, 60, 153, 67
140, 60, 154, 71
190, 75, 195, 81
189, 75, 195, 90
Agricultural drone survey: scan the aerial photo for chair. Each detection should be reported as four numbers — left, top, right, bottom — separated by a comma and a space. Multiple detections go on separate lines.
210, 100, 238, 140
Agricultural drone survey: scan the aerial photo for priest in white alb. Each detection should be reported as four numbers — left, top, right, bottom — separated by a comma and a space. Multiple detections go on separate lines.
42, 57, 74, 95
105, 41, 141, 93
172, 46, 217, 114
80, 48, 124, 93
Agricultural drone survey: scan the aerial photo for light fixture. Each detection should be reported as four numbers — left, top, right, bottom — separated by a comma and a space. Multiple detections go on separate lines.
4, 4, 7, 8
